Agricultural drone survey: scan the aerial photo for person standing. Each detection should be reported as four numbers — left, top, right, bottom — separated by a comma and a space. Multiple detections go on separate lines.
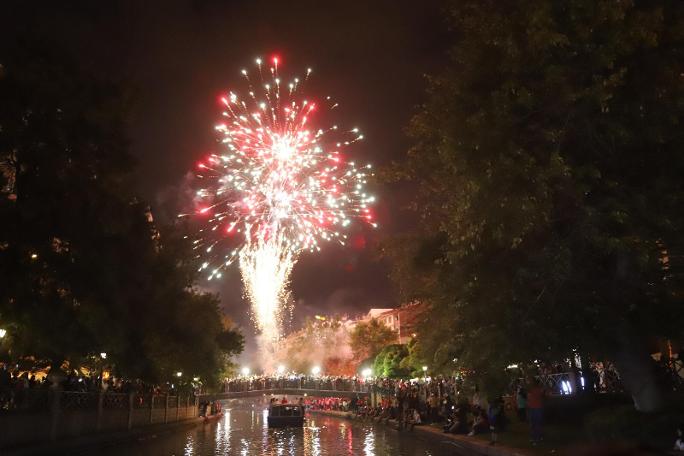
428, 393, 440, 423
527, 379, 546, 445
488, 397, 505, 445
516, 384, 527, 421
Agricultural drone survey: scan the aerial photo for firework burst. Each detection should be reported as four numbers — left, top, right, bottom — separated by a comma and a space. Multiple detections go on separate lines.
182, 56, 376, 344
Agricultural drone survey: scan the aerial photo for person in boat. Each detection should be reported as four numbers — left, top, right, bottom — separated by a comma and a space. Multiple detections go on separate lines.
280, 396, 288, 404
212, 400, 222, 415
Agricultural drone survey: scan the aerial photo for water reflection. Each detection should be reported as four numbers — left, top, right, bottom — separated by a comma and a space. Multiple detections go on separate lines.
183, 434, 194, 456
97, 398, 457, 456
303, 420, 320, 456
364, 430, 375, 456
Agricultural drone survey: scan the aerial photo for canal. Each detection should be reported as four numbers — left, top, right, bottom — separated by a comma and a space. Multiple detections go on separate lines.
95, 397, 465, 455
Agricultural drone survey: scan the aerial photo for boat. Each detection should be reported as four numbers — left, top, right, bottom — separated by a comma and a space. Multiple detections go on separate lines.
267, 404, 305, 427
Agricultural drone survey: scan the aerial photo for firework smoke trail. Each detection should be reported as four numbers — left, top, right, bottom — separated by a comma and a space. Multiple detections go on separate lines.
182, 56, 376, 351
239, 231, 294, 345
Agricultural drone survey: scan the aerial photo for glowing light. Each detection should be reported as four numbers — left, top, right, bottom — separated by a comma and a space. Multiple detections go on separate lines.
100, 352, 107, 359
0, 329, 6, 338
311, 366, 321, 376
241, 366, 251, 376
422, 366, 428, 372
361, 368, 372, 378
184, 57, 375, 346
176, 371, 183, 377
277, 365, 286, 374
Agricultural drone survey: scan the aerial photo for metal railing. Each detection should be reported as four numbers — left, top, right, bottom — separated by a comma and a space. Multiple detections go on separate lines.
0, 390, 196, 413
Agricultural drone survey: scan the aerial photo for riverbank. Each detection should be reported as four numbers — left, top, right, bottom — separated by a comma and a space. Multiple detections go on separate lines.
309, 409, 533, 456
3, 416, 207, 456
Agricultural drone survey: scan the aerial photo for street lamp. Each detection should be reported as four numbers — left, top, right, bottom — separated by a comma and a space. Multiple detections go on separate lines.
277, 365, 286, 375
241, 366, 250, 376
0, 329, 6, 339
311, 366, 321, 376
422, 366, 428, 378
361, 368, 372, 378
176, 371, 183, 378
100, 352, 107, 359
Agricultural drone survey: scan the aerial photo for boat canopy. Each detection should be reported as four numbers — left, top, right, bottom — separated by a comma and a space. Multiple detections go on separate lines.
269, 405, 303, 417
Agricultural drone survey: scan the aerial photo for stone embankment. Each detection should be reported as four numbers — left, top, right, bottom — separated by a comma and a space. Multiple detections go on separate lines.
1, 391, 202, 455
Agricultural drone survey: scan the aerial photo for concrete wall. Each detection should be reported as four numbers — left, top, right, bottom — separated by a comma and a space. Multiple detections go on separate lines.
0, 393, 198, 451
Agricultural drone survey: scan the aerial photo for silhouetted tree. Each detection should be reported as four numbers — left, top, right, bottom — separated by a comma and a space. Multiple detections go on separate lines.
0, 40, 243, 387
386, 0, 684, 411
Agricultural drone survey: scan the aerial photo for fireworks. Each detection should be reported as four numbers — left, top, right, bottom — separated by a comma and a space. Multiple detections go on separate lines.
182, 56, 376, 344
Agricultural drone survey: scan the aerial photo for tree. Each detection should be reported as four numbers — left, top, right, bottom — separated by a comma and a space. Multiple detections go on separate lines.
349, 319, 398, 363
0, 40, 136, 365
0, 39, 243, 387
386, 0, 684, 411
275, 317, 354, 375
373, 344, 410, 378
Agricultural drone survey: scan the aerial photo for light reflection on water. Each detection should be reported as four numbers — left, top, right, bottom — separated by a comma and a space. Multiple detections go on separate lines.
97, 398, 457, 456
364, 430, 375, 456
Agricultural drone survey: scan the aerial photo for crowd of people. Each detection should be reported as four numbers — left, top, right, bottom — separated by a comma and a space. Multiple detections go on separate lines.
221, 367, 606, 445
350, 377, 548, 445
225, 374, 368, 393
0, 364, 198, 412
234, 373, 548, 446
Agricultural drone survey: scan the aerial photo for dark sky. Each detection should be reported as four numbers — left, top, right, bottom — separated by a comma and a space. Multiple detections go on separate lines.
6, 0, 448, 357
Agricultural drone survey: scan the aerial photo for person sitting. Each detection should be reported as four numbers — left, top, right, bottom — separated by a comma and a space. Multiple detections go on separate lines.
407, 408, 422, 431
468, 410, 490, 436
444, 405, 469, 434
674, 424, 684, 452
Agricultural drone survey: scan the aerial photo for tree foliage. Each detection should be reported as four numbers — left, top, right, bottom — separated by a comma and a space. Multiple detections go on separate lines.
275, 317, 355, 375
373, 344, 410, 378
386, 0, 684, 410
349, 318, 398, 363
0, 40, 243, 387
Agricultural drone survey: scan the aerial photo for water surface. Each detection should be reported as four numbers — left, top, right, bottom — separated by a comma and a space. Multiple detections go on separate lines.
96, 398, 465, 455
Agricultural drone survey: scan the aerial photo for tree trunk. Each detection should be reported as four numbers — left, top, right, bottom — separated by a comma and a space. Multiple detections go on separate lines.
613, 338, 664, 413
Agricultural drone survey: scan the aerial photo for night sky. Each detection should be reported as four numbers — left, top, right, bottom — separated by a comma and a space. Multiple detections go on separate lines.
5, 0, 448, 356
